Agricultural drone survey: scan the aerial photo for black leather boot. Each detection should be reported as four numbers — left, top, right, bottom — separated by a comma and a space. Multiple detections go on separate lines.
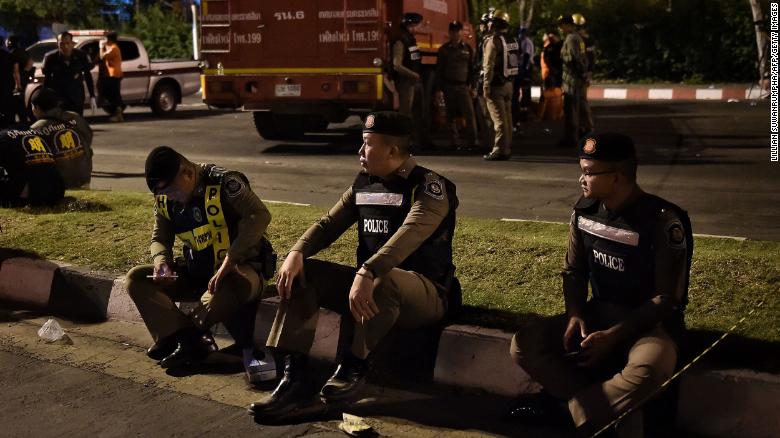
319, 351, 367, 403
146, 334, 178, 361
159, 328, 218, 369
249, 353, 313, 419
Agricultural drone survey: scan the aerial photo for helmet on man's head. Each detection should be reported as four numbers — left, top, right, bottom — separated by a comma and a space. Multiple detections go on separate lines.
572, 13, 586, 26
401, 12, 423, 26
491, 9, 511, 25
480, 12, 491, 24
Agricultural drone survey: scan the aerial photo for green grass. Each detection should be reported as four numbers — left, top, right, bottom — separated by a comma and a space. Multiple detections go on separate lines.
1, 190, 779, 370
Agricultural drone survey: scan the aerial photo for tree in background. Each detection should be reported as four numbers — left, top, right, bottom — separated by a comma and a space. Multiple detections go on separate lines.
469, 0, 765, 83
0, 0, 106, 41
126, 3, 193, 59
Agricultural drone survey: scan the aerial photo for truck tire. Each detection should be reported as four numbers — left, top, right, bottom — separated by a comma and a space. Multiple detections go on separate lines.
253, 112, 304, 140
151, 83, 178, 116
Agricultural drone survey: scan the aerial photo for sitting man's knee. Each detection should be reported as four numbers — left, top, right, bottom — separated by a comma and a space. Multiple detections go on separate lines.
623, 362, 671, 390
373, 274, 401, 301
126, 265, 152, 296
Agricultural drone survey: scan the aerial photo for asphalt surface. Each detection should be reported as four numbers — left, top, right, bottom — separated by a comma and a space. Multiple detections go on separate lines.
0, 313, 567, 437
86, 95, 778, 240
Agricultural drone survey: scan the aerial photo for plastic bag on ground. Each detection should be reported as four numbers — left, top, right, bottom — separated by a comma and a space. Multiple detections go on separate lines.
37, 318, 72, 344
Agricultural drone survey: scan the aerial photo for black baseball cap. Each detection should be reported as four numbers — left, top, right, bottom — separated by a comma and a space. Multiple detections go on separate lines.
145, 146, 182, 192
363, 111, 412, 137
449, 21, 463, 31
579, 133, 636, 162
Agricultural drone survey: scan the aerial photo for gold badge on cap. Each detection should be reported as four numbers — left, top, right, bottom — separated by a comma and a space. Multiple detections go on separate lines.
365, 115, 375, 129
583, 138, 597, 154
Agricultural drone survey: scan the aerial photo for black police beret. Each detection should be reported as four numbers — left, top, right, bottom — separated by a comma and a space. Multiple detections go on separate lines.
402, 12, 423, 26
449, 21, 463, 31
579, 133, 636, 162
363, 111, 412, 137
145, 145, 182, 191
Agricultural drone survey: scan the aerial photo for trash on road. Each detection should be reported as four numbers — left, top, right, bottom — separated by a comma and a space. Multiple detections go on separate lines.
37, 318, 72, 344
339, 413, 375, 437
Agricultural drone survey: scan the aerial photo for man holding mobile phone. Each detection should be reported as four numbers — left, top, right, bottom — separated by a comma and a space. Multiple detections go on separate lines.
125, 146, 277, 384
507, 133, 693, 436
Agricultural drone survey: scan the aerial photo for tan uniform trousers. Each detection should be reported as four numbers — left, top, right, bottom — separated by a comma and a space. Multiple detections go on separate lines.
442, 83, 478, 146
266, 259, 446, 359
485, 81, 514, 155
510, 301, 677, 433
396, 79, 416, 118
126, 264, 264, 341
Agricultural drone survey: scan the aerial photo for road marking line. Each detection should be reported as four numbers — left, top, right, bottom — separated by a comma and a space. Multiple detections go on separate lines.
501, 218, 748, 241
501, 218, 566, 225
263, 199, 311, 207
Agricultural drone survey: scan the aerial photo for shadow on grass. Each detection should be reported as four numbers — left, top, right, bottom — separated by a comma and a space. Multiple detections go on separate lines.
9, 196, 112, 215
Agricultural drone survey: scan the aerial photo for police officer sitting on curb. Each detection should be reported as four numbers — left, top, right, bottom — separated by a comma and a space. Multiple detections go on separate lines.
0, 126, 64, 207
249, 111, 460, 420
126, 146, 277, 383
31, 88, 93, 189
508, 133, 693, 437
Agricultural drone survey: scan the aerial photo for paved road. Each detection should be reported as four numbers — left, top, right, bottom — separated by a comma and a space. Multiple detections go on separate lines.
87, 96, 778, 240
0, 312, 564, 437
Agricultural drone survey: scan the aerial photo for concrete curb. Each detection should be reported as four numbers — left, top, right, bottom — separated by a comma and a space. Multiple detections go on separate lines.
0, 257, 776, 437
529, 84, 762, 102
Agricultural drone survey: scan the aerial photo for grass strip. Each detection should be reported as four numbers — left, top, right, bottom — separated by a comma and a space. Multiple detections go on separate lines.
1, 190, 778, 371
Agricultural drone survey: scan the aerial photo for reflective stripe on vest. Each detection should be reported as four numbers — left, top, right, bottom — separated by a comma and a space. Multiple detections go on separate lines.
577, 216, 639, 247
499, 35, 520, 78
167, 184, 231, 271
156, 195, 171, 221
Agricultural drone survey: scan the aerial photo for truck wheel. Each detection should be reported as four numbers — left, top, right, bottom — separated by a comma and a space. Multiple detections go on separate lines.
151, 83, 178, 116
253, 112, 304, 140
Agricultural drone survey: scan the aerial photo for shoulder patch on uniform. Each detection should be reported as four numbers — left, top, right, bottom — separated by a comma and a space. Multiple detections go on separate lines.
224, 177, 245, 197
666, 221, 686, 249
422, 172, 445, 201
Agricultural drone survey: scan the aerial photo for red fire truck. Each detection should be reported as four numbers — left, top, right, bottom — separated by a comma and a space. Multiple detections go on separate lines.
199, 0, 474, 140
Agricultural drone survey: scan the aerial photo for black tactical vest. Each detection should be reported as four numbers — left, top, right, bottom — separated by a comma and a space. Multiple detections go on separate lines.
0, 128, 64, 206
155, 165, 256, 282
574, 193, 692, 313
394, 28, 421, 79
352, 165, 458, 288
491, 34, 520, 86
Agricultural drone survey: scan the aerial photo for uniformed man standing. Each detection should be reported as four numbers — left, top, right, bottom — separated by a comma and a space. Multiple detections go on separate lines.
126, 146, 277, 383
435, 21, 478, 151
391, 12, 431, 149
508, 133, 693, 436
249, 111, 460, 420
482, 10, 520, 161
42, 32, 96, 116
474, 11, 495, 151
30, 88, 93, 189
0, 126, 64, 207
573, 13, 595, 137
558, 15, 588, 148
